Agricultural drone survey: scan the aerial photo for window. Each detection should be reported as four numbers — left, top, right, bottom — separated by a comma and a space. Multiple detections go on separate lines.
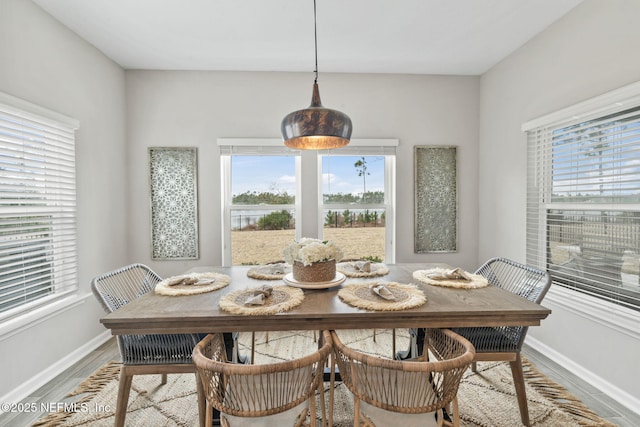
220, 139, 397, 265
220, 142, 300, 265
0, 93, 79, 320
320, 147, 396, 262
524, 83, 640, 311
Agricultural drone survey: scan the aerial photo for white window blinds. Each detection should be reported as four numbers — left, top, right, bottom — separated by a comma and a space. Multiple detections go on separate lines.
524, 84, 640, 311
0, 93, 79, 319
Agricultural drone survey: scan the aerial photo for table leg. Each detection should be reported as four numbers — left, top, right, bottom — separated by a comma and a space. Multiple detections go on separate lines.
224, 331, 248, 364
395, 328, 425, 360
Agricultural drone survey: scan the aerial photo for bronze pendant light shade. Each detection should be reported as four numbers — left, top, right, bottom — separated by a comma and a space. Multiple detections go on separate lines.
281, 82, 352, 149
281, 0, 352, 150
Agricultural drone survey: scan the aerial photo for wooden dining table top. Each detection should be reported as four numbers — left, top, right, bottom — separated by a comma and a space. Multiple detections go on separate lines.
100, 263, 551, 335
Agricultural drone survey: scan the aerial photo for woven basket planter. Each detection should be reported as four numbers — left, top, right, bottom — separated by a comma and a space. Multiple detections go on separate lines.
292, 259, 336, 282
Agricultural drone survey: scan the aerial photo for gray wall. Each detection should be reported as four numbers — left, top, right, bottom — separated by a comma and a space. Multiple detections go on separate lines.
0, 0, 127, 398
125, 71, 480, 278
479, 0, 640, 407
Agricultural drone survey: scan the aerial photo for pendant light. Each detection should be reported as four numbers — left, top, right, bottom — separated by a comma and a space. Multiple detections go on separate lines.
281, 0, 352, 150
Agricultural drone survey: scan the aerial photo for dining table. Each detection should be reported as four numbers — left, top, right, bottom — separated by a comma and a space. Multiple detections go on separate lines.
100, 263, 551, 335
100, 262, 551, 426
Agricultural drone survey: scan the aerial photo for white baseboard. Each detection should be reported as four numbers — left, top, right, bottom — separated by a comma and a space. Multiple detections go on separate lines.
0, 330, 112, 411
526, 335, 640, 416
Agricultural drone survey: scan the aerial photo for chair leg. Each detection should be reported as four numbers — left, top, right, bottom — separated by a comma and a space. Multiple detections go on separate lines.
231, 333, 239, 363
392, 328, 396, 359
471, 361, 477, 372
410, 331, 419, 358
310, 393, 317, 427
439, 397, 460, 427
510, 354, 530, 426
329, 354, 336, 427
450, 397, 461, 427
294, 408, 309, 427
205, 401, 213, 427
195, 372, 206, 427
251, 331, 256, 364
115, 367, 133, 427
160, 373, 168, 385
317, 383, 326, 427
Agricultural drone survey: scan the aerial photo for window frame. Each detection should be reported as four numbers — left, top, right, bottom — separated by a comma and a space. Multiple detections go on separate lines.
523, 81, 640, 313
219, 138, 397, 265
317, 141, 397, 263
0, 92, 80, 326
219, 140, 301, 266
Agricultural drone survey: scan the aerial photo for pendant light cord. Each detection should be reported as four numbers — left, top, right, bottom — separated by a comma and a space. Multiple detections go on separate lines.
313, 0, 318, 84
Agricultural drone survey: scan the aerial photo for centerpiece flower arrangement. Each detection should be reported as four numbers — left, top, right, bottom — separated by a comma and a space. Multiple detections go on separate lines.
283, 238, 344, 282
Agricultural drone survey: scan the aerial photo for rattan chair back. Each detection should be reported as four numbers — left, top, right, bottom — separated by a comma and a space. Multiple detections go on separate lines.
193, 330, 333, 427
331, 328, 474, 426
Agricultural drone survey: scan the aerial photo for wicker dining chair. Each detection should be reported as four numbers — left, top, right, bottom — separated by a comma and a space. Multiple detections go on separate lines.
91, 263, 205, 427
331, 328, 475, 427
193, 330, 333, 427
452, 257, 552, 427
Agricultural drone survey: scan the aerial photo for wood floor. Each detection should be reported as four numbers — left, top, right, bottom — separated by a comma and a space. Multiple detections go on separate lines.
1, 336, 638, 426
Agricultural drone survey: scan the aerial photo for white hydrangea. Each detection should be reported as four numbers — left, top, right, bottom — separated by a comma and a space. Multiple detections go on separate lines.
283, 238, 344, 266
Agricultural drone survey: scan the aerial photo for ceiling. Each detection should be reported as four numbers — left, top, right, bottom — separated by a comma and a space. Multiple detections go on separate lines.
33, 0, 583, 75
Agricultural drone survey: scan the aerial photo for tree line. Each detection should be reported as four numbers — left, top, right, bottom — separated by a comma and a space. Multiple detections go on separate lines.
232, 190, 384, 205
231, 189, 387, 231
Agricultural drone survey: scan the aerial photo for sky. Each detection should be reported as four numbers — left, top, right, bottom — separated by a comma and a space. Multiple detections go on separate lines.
551, 120, 640, 198
231, 155, 385, 196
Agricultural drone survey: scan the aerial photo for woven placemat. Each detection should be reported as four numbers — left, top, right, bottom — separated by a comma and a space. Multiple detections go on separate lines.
336, 261, 390, 278
338, 282, 426, 311
246, 263, 291, 280
413, 268, 489, 289
219, 285, 304, 315
154, 272, 231, 296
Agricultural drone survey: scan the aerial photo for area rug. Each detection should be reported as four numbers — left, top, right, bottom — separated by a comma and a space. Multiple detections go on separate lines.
33, 329, 615, 426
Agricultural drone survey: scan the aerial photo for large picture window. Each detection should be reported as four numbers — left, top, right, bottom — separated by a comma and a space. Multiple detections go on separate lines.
220, 139, 396, 265
0, 93, 79, 319
524, 84, 640, 311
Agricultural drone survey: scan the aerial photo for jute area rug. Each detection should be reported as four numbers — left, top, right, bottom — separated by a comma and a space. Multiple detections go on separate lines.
33, 330, 615, 427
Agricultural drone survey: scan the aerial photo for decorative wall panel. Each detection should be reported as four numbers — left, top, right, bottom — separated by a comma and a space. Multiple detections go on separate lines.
148, 147, 199, 259
414, 146, 458, 253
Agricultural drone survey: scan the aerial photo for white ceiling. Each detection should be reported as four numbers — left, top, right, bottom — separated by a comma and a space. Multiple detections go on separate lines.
33, 0, 583, 75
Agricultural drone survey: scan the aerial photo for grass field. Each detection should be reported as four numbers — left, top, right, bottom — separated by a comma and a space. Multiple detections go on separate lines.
231, 227, 386, 265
